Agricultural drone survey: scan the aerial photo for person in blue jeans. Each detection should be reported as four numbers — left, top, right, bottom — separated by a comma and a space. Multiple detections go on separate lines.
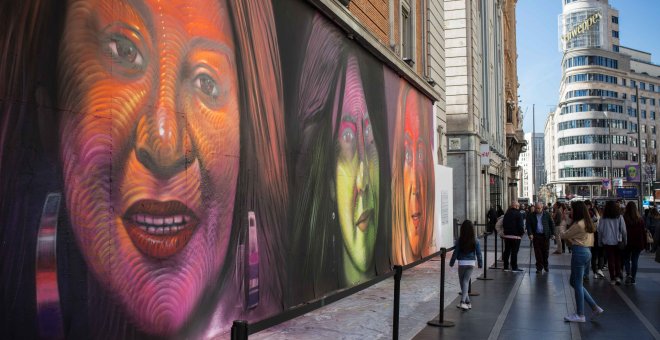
450, 220, 483, 310
561, 201, 605, 322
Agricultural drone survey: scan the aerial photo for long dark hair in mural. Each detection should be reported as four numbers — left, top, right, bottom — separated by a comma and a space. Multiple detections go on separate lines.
0, 0, 435, 338
288, 14, 391, 306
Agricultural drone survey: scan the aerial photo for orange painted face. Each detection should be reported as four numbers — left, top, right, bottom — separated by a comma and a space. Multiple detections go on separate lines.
58, 0, 239, 335
403, 90, 427, 256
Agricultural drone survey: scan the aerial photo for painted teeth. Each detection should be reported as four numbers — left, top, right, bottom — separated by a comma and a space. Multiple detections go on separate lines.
133, 214, 190, 235
139, 225, 186, 235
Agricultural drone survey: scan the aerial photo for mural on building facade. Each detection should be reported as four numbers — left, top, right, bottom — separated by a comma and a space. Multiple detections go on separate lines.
0, 0, 436, 338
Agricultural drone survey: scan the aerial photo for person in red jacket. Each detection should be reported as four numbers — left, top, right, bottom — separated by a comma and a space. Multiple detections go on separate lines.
622, 202, 647, 285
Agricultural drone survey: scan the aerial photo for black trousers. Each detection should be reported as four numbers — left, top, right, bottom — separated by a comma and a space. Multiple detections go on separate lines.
532, 234, 550, 271
503, 238, 521, 270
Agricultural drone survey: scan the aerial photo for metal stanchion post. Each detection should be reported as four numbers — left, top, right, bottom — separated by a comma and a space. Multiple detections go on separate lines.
427, 248, 455, 327
490, 229, 500, 269
231, 320, 248, 340
393, 265, 403, 340
478, 232, 493, 281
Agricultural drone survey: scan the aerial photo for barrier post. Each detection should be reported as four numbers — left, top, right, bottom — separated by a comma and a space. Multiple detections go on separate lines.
490, 229, 500, 269
393, 265, 403, 340
478, 232, 493, 281
231, 320, 248, 340
427, 248, 455, 327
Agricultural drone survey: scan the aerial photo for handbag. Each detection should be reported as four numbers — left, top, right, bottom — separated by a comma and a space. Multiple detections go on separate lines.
617, 217, 626, 250
646, 230, 654, 245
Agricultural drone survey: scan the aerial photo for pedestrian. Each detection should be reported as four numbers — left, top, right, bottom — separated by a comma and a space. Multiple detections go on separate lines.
502, 201, 525, 273
622, 202, 646, 285
597, 200, 627, 285
553, 203, 565, 254
561, 201, 604, 323
587, 201, 605, 279
527, 202, 555, 273
646, 208, 660, 252
450, 220, 483, 311
487, 205, 499, 233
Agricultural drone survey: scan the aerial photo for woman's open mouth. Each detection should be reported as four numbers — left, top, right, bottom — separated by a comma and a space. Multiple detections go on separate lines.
123, 200, 199, 259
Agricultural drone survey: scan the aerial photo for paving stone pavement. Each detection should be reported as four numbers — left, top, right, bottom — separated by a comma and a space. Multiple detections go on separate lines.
249, 235, 500, 340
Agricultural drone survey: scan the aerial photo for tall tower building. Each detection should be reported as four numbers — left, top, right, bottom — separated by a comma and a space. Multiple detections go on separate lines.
550, 0, 660, 200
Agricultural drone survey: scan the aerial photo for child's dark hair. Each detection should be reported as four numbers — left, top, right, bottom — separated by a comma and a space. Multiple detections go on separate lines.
459, 220, 476, 253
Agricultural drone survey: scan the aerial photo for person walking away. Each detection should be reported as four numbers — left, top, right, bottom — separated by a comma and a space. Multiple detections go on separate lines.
553, 203, 565, 254
450, 220, 483, 310
561, 201, 604, 323
646, 208, 660, 252
527, 202, 555, 273
502, 201, 525, 272
587, 201, 604, 279
597, 200, 627, 285
622, 202, 646, 285
487, 206, 498, 233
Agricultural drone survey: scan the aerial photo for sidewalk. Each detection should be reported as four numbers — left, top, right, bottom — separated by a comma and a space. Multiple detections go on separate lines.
251, 235, 499, 339
414, 239, 660, 340
251, 237, 660, 340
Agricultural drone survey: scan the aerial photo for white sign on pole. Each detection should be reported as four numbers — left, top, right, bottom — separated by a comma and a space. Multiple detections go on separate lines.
479, 143, 490, 167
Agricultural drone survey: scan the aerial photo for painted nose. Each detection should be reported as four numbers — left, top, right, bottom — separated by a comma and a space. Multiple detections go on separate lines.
135, 105, 188, 179
356, 160, 369, 194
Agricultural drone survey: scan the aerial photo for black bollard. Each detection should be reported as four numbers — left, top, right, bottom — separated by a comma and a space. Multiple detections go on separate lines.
231, 320, 248, 340
478, 232, 493, 281
427, 248, 455, 327
393, 265, 403, 340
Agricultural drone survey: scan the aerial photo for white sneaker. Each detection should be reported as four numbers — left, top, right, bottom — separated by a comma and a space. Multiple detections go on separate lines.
467, 303, 472, 309
596, 269, 604, 278
460, 303, 469, 310
593, 274, 599, 279
592, 306, 604, 318
564, 313, 586, 323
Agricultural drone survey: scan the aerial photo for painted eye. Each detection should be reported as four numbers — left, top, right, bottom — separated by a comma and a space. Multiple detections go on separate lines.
405, 146, 413, 164
342, 129, 355, 143
107, 35, 144, 68
194, 74, 219, 99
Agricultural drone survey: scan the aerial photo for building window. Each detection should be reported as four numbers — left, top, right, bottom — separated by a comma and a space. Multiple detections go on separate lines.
632, 95, 637, 102
652, 140, 657, 149
652, 111, 656, 120
563, 56, 618, 70
631, 80, 637, 88
651, 84, 656, 92
652, 126, 657, 134
401, 3, 414, 65
651, 99, 656, 106
613, 44, 619, 52
640, 82, 646, 90
612, 30, 619, 38
641, 97, 647, 104
642, 110, 647, 119
641, 125, 646, 133
612, 16, 619, 24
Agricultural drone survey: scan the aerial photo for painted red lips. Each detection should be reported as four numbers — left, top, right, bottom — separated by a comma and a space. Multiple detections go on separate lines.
123, 200, 199, 259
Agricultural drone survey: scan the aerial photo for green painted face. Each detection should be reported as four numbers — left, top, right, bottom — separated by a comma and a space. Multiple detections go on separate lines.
335, 56, 379, 279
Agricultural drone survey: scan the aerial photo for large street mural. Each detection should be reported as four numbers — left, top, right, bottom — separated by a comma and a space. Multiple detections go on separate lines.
0, 0, 438, 338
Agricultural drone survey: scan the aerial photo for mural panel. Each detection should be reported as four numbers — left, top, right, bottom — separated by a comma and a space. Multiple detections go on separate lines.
0, 0, 435, 338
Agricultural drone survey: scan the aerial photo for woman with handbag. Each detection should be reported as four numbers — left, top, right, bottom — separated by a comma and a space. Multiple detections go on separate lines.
597, 200, 627, 285
622, 202, 646, 285
560, 201, 604, 323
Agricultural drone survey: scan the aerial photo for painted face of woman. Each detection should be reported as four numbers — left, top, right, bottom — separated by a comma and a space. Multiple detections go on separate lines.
335, 55, 379, 278
58, 0, 239, 334
402, 90, 427, 256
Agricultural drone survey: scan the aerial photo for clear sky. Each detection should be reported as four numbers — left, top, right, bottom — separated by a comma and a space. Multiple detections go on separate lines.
516, 0, 660, 134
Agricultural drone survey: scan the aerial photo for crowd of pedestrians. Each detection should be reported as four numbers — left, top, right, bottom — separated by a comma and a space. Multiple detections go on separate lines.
491, 198, 658, 323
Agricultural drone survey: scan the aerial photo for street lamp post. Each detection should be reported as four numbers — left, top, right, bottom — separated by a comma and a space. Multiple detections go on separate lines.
636, 86, 643, 214
604, 100, 613, 197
